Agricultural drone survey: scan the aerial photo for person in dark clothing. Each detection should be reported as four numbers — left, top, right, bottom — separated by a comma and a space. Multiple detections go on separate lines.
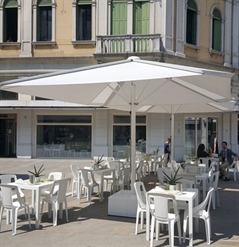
164, 138, 171, 161
197, 143, 211, 158
209, 132, 218, 154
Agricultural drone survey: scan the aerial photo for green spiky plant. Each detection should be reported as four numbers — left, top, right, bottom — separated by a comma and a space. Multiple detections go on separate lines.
28, 164, 45, 177
163, 166, 182, 185
94, 154, 104, 166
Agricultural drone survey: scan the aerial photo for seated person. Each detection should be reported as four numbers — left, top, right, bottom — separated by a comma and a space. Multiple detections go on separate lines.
197, 143, 211, 158
218, 141, 238, 181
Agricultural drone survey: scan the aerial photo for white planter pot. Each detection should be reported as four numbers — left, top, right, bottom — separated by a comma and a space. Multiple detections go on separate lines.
34, 176, 41, 183
169, 185, 176, 191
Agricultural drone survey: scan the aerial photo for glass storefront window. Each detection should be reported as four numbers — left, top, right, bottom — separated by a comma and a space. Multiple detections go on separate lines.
185, 117, 217, 157
36, 115, 92, 158
113, 115, 146, 158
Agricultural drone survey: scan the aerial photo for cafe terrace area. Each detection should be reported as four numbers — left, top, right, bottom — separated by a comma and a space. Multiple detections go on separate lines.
0, 157, 238, 247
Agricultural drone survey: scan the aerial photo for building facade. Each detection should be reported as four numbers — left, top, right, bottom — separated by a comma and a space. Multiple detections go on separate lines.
0, 0, 238, 159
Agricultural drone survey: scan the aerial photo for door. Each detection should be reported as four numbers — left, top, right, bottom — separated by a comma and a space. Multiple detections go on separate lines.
0, 115, 16, 157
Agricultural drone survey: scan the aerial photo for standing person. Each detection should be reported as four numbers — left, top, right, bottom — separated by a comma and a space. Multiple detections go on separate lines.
218, 141, 238, 181
209, 132, 218, 154
164, 138, 171, 162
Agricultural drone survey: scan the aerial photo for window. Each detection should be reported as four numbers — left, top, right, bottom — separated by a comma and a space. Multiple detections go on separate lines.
76, 1, 92, 40
37, 0, 52, 41
185, 117, 217, 157
212, 8, 222, 51
133, 0, 149, 35
0, 90, 18, 100
111, 0, 127, 35
113, 115, 146, 157
186, 0, 197, 45
36, 115, 92, 158
3, 0, 18, 42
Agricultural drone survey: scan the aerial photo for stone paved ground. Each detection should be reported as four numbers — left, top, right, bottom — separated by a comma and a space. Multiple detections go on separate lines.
0, 158, 238, 247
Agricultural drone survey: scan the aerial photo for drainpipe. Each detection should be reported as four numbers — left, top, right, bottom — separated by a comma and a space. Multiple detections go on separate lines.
230, 0, 234, 66
173, 0, 177, 52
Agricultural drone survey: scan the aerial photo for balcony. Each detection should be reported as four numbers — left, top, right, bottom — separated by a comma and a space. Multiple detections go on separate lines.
94, 34, 163, 62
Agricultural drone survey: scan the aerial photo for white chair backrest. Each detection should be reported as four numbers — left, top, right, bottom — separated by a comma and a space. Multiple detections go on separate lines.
170, 160, 177, 172
0, 174, 17, 184
156, 168, 165, 185
79, 169, 98, 186
48, 172, 65, 180
0, 184, 23, 208
121, 167, 131, 184
134, 181, 146, 209
208, 161, 217, 173
147, 192, 179, 222
70, 164, 78, 181
107, 157, 115, 162
194, 187, 214, 214
48, 178, 70, 203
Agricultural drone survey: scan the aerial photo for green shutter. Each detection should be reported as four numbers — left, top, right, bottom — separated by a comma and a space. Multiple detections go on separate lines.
77, 0, 91, 5
133, 1, 149, 34
111, 1, 127, 35
213, 19, 221, 51
4, 0, 17, 8
38, 0, 52, 7
141, 1, 149, 34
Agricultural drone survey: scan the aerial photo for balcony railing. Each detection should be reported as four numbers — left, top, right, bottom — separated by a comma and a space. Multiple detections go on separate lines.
96, 34, 162, 54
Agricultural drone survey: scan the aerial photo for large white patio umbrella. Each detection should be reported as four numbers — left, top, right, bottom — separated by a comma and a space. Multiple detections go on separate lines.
1, 56, 234, 189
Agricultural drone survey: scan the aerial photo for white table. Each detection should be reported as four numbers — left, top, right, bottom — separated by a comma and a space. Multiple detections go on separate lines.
84, 167, 116, 202
146, 188, 198, 247
10, 179, 54, 229
180, 172, 208, 201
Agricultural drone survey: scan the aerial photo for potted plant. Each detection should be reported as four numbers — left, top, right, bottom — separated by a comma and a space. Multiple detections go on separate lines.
28, 164, 45, 183
93, 154, 105, 170
163, 166, 182, 190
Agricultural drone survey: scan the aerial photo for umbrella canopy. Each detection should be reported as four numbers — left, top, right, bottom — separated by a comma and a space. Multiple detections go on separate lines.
1, 56, 234, 189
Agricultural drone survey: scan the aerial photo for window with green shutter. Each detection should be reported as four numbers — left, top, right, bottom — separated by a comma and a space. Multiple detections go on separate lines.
111, 0, 127, 35
212, 9, 221, 51
3, 0, 18, 42
37, 0, 52, 41
186, 0, 197, 45
133, 0, 149, 35
76, 0, 92, 40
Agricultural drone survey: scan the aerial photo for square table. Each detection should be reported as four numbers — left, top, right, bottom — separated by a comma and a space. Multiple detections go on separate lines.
146, 187, 198, 247
83, 167, 116, 202
10, 179, 54, 229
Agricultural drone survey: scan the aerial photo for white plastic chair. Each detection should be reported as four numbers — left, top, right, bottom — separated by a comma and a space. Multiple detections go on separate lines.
103, 160, 120, 190
40, 178, 70, 226
147, 192, 182, 247
208, 171, 220, 209
0, 184, 31, 235
70, 164, 79, 196
0, 174, 26, 222
154, 154, 168, 175
78, 169, 100, 204
110, 167, 131, 194
183, 187, 214, 245
226, 158, 238, 181
40, 172, 65, 197
134, 181, 147, 234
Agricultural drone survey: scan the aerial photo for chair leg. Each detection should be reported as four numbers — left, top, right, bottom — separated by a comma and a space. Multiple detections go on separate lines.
40, 200, 45, 222
135, 208, 140, 235
0, 205, 4, 232
212, 192, 216, 209
65, 200, 69, 222
52, 202, 58, 226
150, 216, 155, 247
140, 211, 144, 229
205, 217, 211, 245
48, 204, 52, 218
12, 208, 18, 235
